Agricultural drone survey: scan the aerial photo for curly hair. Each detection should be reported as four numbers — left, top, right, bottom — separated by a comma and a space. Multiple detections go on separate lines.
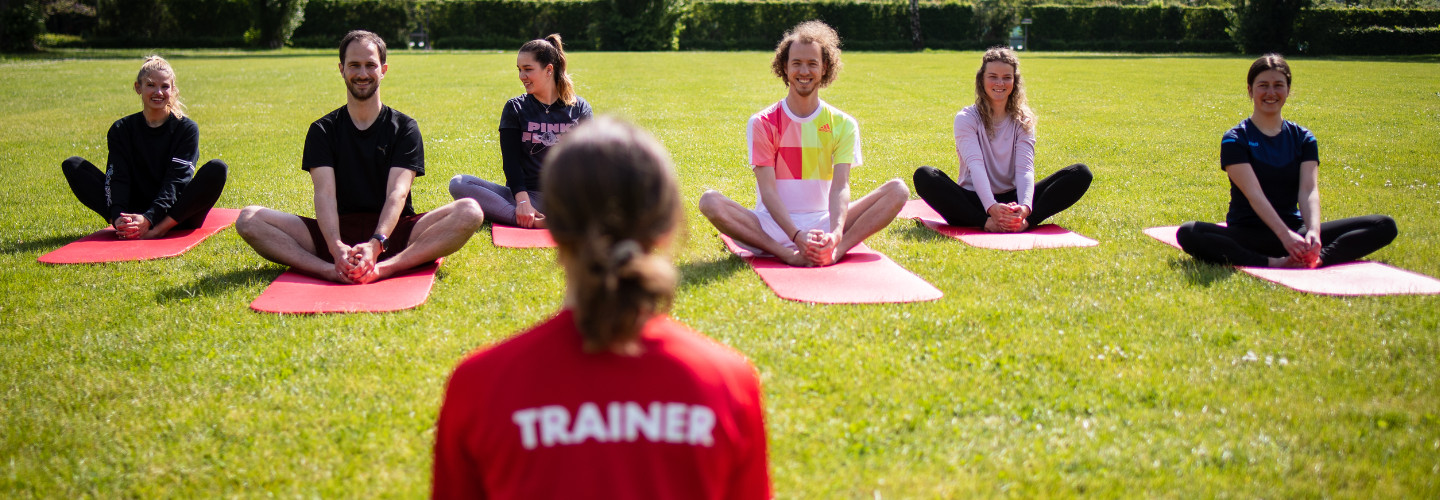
770, 20, 843, 88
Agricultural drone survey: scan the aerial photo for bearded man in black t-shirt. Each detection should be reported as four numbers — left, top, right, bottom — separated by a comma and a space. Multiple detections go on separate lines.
236, 31, 484, 284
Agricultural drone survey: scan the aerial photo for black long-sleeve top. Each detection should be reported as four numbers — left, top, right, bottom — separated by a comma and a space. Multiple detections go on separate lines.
104, 112, 199, 224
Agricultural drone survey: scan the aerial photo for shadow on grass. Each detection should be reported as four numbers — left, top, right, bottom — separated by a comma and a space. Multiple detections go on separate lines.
154, 266, 280, 304
894, 222, 950, 243
678, 257, 746, 291
1168, 256, 1237, 287
0, 234, 87, 255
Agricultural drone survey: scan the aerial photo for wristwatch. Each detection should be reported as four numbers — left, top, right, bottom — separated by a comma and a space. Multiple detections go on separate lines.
370, 233, 389, 251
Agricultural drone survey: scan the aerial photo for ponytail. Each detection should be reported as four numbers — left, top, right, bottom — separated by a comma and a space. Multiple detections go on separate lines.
520, 34, 577, 106
541, 117, 683, 352
137, 55, 186, 120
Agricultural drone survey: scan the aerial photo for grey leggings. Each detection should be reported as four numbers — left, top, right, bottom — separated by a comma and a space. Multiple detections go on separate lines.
448, 174, 545, 227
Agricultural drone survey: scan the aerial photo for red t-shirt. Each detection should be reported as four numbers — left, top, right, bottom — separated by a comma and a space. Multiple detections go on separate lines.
433, 310, 771, 499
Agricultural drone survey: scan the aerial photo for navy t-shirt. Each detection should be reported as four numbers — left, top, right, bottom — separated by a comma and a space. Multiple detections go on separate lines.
302, 105, 424, 216
1219, 118, 1318, 229
498, 94, 592, 193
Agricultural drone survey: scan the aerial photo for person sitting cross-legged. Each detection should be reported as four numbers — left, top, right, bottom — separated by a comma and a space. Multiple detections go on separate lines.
236, 30, 482, 284
699, 20, 907, 267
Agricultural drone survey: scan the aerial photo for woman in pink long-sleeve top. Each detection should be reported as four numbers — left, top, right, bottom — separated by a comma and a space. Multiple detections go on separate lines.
913, 47, 1091, 232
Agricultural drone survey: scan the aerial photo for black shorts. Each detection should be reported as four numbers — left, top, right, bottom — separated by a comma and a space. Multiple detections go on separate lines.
301, 212, 426, 263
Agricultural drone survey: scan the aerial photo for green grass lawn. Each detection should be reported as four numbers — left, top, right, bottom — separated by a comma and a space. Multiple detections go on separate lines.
1, 48, 1437, 497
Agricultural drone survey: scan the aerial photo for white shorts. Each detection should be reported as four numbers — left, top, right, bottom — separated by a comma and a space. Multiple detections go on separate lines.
733, 209, 831, 256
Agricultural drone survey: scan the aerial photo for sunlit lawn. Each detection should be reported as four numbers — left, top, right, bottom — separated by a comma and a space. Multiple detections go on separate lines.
1, 48, 1437, 497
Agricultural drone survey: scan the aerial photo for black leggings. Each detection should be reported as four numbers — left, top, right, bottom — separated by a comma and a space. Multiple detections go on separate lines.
913, 163, 1093, 227
62, 156, 229, 229
1175, 216, 1397, 267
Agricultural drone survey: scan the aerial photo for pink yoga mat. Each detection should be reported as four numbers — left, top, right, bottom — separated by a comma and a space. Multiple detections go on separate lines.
720, 234, 942, 304
491, 225, 556, 248
38, 208, 241, 264
1143, 225, 1440, 296
897, 199, 1097, 250
250, 259, 443, 313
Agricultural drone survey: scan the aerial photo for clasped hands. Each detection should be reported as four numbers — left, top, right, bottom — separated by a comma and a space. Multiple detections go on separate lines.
332, 240, 382, 284
515, 203, 546, 229
983, 203, 1030, 233
1280, 230, 1322, 268
785, 229, 840, 267
113, 213, 158, 240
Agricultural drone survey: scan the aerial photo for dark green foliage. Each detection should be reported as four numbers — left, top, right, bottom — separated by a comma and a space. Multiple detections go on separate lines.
28, 0, 1440, 55
1229, 0, 1312, 53
251, 0, 308, 48
420, 0, 598, 50
1294, 7, 1440, 53
1317, 25, 1440, 54
42, 0, 96, 36
291, 0, 411, 48
594, 0, 685, 50
2, 0, 47, 50
169, 0, 251, 39
679, 1, 978, 51
95, 0, 173, 39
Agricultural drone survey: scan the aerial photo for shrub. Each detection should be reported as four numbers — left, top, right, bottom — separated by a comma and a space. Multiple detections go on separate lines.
420, 0, 599, 51
2, 0, 46, 51
291, 0, 412, 46
594, 0, 685, 50
1229, 0, 1313, 54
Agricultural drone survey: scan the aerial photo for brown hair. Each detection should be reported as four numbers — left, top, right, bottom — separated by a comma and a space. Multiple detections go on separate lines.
136, 55, 185, 120
1247, 53, 1292, 88
339, 30, 387, 64
541, 116, 682, 352
520, 34, 576, 106
770, 20, 843, 88
973, 46, 1035, 135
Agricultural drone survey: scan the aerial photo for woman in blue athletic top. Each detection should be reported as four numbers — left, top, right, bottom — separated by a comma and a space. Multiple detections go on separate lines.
1176, 54, 1396, 268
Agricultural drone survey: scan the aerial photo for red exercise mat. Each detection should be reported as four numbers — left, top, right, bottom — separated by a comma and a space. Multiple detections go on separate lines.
720, 234, 942, 304
897, 199, 1097, 250
250, 259, 443, 313
1143, 225, 1440, 296
38, 208, 241, 264
491, 225, 556, 248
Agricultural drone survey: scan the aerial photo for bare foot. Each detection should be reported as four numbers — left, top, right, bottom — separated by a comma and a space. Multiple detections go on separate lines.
983, 217, 1002, 232
1268, 255, 1307, 268
780, 248, 813, 267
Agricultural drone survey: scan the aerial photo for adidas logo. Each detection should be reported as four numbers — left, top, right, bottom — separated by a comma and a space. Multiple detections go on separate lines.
818, 124, 832, 133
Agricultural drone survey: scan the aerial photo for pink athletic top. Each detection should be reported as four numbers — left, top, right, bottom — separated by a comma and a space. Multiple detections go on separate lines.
954, 105, 1036, 209
747, 99, 861, 213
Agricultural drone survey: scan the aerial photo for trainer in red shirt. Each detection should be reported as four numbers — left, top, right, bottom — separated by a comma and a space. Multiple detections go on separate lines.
433, 117, 772, 500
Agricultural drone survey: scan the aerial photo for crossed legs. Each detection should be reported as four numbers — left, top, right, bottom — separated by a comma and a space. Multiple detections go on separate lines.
699, 179, 908, 266
235, 198, 484, 283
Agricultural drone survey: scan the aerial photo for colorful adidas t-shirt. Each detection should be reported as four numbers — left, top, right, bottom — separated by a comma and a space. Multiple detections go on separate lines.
746, 99, 862, 213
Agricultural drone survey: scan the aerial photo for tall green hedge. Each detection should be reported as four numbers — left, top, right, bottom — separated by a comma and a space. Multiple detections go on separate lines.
1294, 7, 1440, 54
291, 0, 412, 48
32, 0, 1440, 55
417, 0, 598, 50
679, 1, 981, 51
